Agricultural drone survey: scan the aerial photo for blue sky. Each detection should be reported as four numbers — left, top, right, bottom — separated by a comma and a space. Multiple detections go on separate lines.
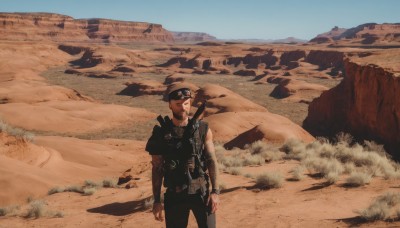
1, 0, 399, 40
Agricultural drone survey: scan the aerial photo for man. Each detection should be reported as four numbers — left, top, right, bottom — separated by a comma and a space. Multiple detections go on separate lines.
145, 84, 220, 228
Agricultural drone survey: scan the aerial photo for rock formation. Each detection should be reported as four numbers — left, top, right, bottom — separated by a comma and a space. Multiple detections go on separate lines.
304, 60, 400, 158
172, 32, 217, 42
0, 13, 174, 43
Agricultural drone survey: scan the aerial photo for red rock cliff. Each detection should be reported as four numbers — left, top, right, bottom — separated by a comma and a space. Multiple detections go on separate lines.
0, 12, 174, 43
304, 60, 400, 158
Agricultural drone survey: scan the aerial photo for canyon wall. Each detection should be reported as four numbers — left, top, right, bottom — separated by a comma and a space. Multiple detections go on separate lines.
0, 13, 174, 43
304, 60, 400, 158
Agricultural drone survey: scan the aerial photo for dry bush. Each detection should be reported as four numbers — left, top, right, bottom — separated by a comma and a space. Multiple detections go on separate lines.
226, 167, 243, 176
358, 192, 400, 221
48, 187, 65, 195
102, 178, 118, 188
244, 173, 255, 179
335, 132, 354, 145
345, 172, 372, 187
0, 205, 19, 216
0, 120, 34, 142
65, 185, 84, 194
84, 180, 102, 188
245, 141, 279, 155
26, 200, 46, 219
83, 187, 97, 196
291, 166, 305, 181
255, 172, 283, 189
283, 136, 400, 185
243, 154, 265, 166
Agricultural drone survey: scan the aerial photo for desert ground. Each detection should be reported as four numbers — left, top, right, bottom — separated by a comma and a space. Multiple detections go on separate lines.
1, 15, 400, 228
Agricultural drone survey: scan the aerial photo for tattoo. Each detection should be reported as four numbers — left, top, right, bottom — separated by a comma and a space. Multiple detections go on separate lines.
204, 128, 220, 190
151, 155, 164, 203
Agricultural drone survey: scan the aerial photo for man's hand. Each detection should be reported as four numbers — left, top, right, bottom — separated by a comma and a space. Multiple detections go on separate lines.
207, 193, 220, 213
152, 202, 164, 221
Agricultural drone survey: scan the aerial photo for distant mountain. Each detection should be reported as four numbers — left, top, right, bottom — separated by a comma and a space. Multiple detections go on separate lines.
220, 37, 307, 44
171, 32, 217, 42
310, 23, 400, 45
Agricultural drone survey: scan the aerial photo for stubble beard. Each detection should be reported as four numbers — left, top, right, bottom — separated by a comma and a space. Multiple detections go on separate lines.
173, 110, 189, 120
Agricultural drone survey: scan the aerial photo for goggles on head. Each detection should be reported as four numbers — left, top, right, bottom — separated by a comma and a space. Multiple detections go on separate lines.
168, 88, 192, 100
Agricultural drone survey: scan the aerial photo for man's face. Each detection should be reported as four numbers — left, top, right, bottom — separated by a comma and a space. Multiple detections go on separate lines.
169, 98, 191, 120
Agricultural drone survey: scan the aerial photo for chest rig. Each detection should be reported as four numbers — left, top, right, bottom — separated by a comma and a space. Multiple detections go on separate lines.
157, 115, 208, 194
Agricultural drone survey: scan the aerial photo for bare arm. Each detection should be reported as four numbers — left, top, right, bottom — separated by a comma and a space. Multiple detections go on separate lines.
204, 128, 219, 191
151, 155, 164, 203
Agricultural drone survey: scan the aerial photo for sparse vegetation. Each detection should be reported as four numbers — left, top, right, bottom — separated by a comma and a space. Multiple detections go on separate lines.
102, 178, 118, 188
358, 192, 400, 221
281, 136, 400, 185
255, 172, 284, 189
48, 187, 65, 195
345, 172, 372, 187
0, 119, 34, 142
83, 187, 97, 196
0, 205, 19, 217
48, 178, 119, 197
26, 200, 46, 219
291, 166, 305, 181
226, 167, 243, 176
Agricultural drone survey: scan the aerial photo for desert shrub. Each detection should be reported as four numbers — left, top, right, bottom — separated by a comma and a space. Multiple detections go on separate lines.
358, 192, 400, 221
48, 187, 65, 195
0, 120, 34, 142
244, 173, 254, 179
243, 154, 265, 166
245, 141, 279, 155
335, 132, 354, 145
345, 172, 372, 187
84, 180, 102, 188
0, 205, 19, 216
363, 140, 389, 158
102, 179, 118, 188
65, 185, 84, 193
343, 163, 356, 174
324, 172, 340, 184
83, 187, 97, 196
50, 211, 64, 218
26, 200, 46, 219
255, 172, 283, 189
260, 150, 284, 162
226, 167, 243, 176
291, 166, 305, 181
302, 157, 343, 177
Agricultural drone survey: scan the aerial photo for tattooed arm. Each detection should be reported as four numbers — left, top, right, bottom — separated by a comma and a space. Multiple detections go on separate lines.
151, 155, 164, 221
204, 127, 220, 213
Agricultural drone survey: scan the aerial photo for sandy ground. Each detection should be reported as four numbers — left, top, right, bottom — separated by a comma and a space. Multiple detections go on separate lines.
1, 40, 400, 228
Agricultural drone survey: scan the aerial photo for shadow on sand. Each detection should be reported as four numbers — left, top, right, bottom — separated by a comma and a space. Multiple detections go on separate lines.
87, 196, 152, 216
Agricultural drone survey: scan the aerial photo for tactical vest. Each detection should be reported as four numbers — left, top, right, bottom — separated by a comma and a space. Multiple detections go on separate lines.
160, 119, 209, 194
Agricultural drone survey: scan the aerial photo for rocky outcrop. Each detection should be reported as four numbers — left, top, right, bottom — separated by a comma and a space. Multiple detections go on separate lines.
0, 13, 174, 43
305, 50, 345, 70
172, 32, 217, 42
279, 50, 306, 66
304, 60, 400, 158
310, 23, 400, 44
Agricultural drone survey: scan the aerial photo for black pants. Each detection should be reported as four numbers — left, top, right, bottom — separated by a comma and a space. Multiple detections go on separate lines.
164, 191, 216, 228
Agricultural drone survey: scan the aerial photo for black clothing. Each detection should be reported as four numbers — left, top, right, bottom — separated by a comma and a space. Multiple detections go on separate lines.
145, 119, 215, 228
164, 191, 216, 228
